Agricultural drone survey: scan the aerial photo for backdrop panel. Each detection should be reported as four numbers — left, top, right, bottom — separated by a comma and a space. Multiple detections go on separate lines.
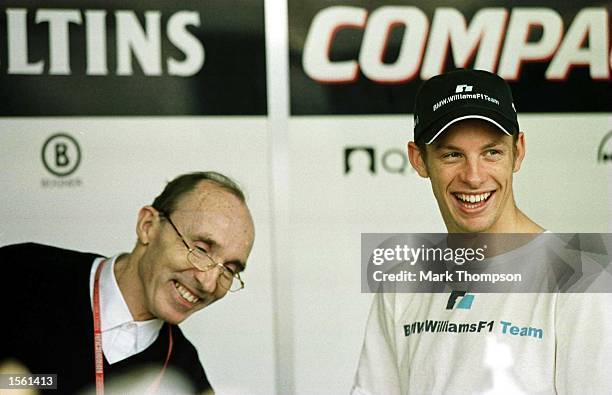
285, 2, 611, 393
1, 1, 272, 393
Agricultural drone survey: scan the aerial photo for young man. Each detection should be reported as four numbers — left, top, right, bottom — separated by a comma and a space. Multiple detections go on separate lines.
352, 69, 611, 394
0, 171, 255, 394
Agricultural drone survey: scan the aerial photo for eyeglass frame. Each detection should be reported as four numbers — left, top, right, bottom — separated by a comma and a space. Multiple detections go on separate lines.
158, 211, 245, 292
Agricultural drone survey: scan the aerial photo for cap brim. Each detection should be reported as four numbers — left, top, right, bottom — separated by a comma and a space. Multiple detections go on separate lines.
422, 107, 517, 145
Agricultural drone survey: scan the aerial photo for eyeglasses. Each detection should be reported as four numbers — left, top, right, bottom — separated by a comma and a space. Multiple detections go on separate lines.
160, 213, 244, 292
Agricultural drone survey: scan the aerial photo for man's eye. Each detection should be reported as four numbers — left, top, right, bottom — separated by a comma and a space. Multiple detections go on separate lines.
193, 246, 209, 256
442, 152, 461, 159
485, 149, 502, 157
223, 265, 237, 276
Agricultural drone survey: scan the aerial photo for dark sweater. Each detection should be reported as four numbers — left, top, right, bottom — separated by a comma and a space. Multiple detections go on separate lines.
0, 243, 211, 394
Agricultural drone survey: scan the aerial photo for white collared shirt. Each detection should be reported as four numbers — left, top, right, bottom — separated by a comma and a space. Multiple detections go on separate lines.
89, 256, 163, 364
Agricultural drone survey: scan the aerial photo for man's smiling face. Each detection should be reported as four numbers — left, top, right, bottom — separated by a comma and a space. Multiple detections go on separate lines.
409, 119, 525, 233
135, 181, 254, 324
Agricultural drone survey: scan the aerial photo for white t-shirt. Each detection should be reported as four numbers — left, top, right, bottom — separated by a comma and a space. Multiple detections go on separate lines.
352, 236, 612, 395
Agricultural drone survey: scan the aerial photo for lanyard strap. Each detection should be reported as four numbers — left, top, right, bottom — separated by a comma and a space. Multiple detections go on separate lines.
93, 259, 105, 395
93, 259, 174, 395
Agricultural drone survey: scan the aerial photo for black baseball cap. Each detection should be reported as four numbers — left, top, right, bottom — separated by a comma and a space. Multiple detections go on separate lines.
413, 69, 519, 144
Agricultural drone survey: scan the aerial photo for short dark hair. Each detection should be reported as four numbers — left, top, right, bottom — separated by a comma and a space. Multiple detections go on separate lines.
152, 171, 245, 216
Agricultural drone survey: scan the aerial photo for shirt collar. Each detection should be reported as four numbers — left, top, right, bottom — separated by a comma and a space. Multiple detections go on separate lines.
90, 256, 163, 333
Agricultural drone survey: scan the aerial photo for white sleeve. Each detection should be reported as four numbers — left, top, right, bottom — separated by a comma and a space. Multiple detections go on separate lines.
555, 292, 612, 395
351, 293, 402, 395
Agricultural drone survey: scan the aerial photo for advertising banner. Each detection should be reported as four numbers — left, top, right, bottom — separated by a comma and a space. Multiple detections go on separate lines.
0, 1, 267, 115
289, 0, 612, 114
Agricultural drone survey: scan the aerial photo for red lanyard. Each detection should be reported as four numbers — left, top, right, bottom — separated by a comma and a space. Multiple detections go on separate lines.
93, 259, 174, 395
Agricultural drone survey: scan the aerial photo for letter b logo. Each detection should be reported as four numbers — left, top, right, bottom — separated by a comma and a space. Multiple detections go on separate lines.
42, 133, 81, 177
55, 143, 70, 167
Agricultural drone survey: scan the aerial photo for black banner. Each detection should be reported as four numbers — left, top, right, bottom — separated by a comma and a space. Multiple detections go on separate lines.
0, 1, 267, 115
289, 0, 612, 115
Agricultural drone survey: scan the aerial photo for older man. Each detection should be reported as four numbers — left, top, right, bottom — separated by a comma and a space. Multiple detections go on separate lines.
0, 171, 255, 394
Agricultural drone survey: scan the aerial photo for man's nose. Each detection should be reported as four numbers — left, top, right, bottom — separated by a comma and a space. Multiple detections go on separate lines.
460, 157, 485, 188
195, 266, 223, 293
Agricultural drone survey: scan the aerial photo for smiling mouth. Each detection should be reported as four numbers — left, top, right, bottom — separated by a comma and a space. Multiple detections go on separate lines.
173, 280, 200, 304
453, 192, 493, 209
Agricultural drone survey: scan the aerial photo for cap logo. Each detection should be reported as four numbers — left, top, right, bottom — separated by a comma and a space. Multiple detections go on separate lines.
455, 84, 473, 93
415, 70, 519, 144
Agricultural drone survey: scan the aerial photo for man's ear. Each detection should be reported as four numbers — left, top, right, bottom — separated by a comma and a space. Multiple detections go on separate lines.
512, 132, 526, 173
408, 142, 429, 178
136, 206, 160, 246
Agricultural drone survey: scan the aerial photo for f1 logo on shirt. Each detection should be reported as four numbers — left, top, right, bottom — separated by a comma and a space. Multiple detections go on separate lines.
446, 291, 474, 310
455, 84, 473, 93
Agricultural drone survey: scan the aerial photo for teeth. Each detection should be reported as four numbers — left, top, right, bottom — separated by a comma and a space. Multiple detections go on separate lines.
174, 282, 199, 304
456, 192, 491, 204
